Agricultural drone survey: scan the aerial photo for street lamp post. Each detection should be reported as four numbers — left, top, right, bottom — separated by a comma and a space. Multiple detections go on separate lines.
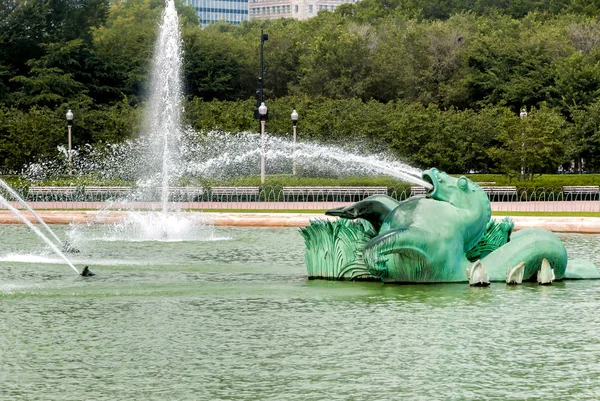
259, 30, 268, 104
66, 109, 73, 175
520, 107, 527, 177
254, 30, 269, 126
291, 109, 298, 175
259, 102, 268, 184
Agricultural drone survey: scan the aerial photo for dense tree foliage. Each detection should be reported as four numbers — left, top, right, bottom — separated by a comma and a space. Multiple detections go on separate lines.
2, 0, 600, 178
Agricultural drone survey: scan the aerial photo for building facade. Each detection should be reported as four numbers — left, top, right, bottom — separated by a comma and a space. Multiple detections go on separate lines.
186, 0, 249, 25
249, 0, 358, 20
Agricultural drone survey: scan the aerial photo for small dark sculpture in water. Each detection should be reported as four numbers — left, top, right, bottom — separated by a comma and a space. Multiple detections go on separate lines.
80, 266, 95, 277
301, 168, 600, 284
62, 240, 80, 253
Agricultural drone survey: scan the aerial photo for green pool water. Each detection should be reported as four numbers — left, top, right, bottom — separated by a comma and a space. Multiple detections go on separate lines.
1, 225, 599, 400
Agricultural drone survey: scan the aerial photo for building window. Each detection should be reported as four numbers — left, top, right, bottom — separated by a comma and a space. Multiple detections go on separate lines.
309, 4, 313, 12
295, 4, 298, 12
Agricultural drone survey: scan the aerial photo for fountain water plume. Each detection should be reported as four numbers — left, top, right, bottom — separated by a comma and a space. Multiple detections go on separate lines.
141, 0, 183, 214
25, 129, 433, 191
182, 132, 433, 188
62, 0, 219, 243
21, 2, 433, 196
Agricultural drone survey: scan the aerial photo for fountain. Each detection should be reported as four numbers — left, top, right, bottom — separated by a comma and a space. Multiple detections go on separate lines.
142, 0, 183, 214
301, 167, 600, 284
73, 0, 212, 242
4, 2, 600, 396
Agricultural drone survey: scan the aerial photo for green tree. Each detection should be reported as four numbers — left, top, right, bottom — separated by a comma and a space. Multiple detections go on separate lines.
569, 99, 600, 172
461, 14, 569, 111
90, 0, 163, 104
294, 13, 374, 100
183, 24, 255, 101
488, 105, 567, 178
0, 107, 65, 172
10, 40, 92, 109
0, 0, 109, 107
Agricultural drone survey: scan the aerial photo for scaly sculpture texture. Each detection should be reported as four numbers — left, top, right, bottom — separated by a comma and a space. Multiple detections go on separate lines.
300, 168, 600, 283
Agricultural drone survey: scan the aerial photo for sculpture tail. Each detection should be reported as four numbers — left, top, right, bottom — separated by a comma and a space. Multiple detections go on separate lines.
324, 205, 356, 219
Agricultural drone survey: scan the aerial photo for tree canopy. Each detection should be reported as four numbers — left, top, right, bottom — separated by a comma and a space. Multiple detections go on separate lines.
2, 0, 600, 177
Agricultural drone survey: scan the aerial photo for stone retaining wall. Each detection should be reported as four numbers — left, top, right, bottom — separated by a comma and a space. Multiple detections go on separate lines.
0, 210, 599, 233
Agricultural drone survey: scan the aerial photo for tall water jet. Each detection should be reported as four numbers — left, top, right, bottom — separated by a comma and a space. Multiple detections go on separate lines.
80, 0, 219, 242
142, 0, 183, 214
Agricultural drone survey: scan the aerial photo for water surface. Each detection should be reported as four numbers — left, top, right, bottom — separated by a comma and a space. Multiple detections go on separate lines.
1, 225, 599, 400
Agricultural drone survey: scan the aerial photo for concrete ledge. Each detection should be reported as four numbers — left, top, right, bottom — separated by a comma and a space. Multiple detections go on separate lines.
500, 216, 600, 234
1, 210, 600, 233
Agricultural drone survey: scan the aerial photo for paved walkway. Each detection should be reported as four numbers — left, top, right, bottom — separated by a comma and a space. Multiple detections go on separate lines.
1, 210, 600, 233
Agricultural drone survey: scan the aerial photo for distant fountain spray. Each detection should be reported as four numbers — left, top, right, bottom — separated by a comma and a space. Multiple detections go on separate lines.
142, 0, 183, 214
182, 132, 433, 188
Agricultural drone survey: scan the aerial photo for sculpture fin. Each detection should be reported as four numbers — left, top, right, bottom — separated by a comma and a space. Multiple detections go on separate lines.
537, 258, 555, 285
506, 262, 525, 285
469, 260, 490, 287
80, 266, 95, 277
325, 195, 400, 233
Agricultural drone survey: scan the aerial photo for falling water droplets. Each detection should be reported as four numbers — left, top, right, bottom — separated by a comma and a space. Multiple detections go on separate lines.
141, 0, 184, 213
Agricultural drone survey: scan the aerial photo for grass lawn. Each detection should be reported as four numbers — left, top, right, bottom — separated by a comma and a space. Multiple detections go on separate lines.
198, 209, 600, 217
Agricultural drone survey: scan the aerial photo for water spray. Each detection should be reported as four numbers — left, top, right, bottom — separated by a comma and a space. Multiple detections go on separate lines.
0, 179, 79, 253
0, 186, 92, 277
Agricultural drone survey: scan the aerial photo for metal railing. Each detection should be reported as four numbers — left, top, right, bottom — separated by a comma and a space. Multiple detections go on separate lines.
1, 186, 599, 212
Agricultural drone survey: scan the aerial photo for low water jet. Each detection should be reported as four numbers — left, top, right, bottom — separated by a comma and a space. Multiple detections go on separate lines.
0, 190, 88, 276
0, 178, 78, 252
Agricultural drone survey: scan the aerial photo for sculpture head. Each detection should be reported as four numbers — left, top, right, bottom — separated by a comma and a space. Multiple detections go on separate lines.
421, 168, 492, 251
422, 168, 487, 212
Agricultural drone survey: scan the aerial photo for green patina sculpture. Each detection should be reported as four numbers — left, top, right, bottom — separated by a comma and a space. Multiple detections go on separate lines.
301, 168, 600, 284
